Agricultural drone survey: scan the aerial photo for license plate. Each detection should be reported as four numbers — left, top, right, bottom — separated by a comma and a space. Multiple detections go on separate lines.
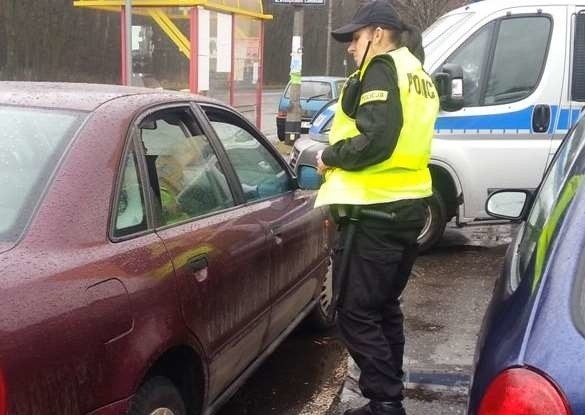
301, 121, 311, 129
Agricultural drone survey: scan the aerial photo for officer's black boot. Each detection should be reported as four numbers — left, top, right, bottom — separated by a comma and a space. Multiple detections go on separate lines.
344, 400, 406, 415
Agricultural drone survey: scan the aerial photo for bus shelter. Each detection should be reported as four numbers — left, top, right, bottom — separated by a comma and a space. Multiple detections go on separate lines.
74, 0, 272, 128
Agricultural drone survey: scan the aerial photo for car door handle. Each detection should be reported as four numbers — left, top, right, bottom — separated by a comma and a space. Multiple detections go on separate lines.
532, 104, 551, 133
187, 255, 208, 280
269, 229, 283, 246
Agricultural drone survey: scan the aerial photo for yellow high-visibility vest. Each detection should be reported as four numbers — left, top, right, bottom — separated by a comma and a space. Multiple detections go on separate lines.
315, 47, 439, 207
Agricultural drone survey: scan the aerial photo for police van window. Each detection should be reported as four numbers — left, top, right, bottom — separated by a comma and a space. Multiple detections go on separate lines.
423, 12, 472, 50
441, 21, 495, 107
572, 12, 585, 102
483, 17, 551, 106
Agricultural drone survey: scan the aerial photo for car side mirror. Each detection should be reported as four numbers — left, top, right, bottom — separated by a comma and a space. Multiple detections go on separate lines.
139, 119, 157, 130
486, 190, 533, 220
433, 63, 464, 112
297, 165, 322, 190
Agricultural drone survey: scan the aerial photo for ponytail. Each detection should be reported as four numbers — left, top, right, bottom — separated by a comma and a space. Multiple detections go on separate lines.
400, 23, 425, 65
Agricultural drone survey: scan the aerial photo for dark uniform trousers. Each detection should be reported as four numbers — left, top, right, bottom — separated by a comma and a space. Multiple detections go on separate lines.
333, 199, 426, 402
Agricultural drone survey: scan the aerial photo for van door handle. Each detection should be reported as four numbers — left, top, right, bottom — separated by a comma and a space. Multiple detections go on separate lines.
532, 104, 551, 133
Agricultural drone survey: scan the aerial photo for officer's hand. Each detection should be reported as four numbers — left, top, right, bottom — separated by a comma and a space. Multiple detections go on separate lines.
316, 149, 329, 175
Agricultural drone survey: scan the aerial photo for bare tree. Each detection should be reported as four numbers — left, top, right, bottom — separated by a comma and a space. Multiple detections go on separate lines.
0, 0, 120, 83
392, 0, 467, 30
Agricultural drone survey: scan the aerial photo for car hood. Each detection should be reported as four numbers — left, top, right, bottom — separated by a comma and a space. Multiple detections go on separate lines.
307, 133, 329, 144
295, 135, 323, 153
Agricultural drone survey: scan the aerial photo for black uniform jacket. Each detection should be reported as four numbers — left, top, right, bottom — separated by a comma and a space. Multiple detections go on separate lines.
321, 54, 403, 171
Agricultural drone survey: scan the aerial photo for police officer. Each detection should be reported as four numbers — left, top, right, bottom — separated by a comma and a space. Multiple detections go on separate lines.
314, 2, 439, 414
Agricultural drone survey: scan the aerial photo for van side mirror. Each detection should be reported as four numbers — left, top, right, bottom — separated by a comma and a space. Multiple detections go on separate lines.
297, 165, 323, 190
433, 63, 464, 112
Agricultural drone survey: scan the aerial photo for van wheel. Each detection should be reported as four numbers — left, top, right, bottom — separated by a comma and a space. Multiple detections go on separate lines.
417, 189, 447, 253
307, 257, 336, 330
128, 377, 187, 415
277, 124, 285, 142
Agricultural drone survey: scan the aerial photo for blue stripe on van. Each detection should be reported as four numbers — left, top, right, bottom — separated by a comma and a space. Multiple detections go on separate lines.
557, 108, 583, 131
316, 105, 581, 136
435, 106, 535, 131
435, 106, 583, 133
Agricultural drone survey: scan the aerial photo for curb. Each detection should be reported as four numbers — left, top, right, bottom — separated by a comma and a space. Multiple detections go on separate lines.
330, 359, 471, 414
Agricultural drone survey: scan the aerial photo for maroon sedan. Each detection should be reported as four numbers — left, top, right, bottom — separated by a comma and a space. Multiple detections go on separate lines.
0, 83, 334, 415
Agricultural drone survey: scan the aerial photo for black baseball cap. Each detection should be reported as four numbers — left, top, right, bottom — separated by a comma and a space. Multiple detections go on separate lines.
331, 0, 403, 43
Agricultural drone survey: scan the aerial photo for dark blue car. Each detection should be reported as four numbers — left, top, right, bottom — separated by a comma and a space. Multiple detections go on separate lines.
468, 115, 585, 414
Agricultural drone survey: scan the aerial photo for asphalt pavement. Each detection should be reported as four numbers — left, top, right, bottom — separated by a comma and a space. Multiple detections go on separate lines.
332, 224, 514, 415
215, 218, 513, 415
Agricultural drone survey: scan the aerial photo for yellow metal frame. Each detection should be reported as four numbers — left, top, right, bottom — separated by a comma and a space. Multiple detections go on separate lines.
148, 8, 191, 57
72, 6, 260, 59
82, 6, 190, 19
73, 0, 273, 20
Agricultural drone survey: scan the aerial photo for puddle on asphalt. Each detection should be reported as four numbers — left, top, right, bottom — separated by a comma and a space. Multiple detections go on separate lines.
406, 387, 467, 404
406, 315, 445, 332
441, 223, 518, 248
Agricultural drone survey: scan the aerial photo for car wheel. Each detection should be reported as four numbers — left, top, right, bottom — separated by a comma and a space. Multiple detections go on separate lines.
128, 377, 187, 415
417, 188, 447, 253
307, 257, 336, 330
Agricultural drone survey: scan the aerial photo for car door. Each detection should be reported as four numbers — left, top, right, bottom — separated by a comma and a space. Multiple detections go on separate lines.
432, 5, 566, 219
200, 104, 328, 342
135, 104, 272, 402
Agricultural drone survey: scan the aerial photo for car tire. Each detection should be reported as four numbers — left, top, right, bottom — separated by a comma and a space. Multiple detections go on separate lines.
417, 188, 447, 253
128, 376, 187, 415
306, 256, 336, 331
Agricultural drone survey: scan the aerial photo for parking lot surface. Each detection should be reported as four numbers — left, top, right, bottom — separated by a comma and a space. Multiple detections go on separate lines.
217, 223, 514, 415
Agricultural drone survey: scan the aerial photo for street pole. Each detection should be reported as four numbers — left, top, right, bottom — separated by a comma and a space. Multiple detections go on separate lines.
325, 0, 332, 76
285, 5, 304, 145
125, 0, 133, 86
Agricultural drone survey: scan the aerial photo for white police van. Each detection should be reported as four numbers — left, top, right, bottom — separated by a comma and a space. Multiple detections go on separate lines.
292, 0, 585, 250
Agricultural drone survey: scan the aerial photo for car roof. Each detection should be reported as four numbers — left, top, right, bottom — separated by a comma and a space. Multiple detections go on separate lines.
448, 0, 582, 16
0, 82, 219, 112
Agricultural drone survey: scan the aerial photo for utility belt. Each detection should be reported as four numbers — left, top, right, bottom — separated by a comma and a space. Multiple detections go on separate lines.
330, 199, 426, 226
330, 201, 424, 309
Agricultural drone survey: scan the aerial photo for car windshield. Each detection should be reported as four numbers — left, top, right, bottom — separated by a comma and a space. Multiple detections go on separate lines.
0, 106, 85, 242
286, 81, 332, 100
423, 12, 472, 49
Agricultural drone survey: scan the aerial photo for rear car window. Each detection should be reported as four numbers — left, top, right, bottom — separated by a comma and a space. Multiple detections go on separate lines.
0, 106, 85, 242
